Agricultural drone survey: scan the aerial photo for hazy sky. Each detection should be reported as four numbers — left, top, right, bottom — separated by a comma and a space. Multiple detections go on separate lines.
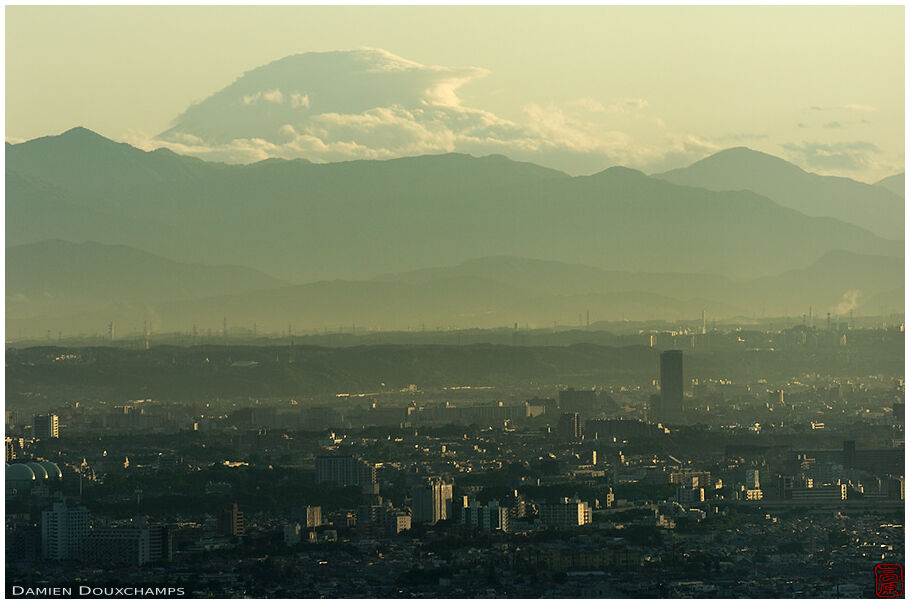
6, 6, 905, 180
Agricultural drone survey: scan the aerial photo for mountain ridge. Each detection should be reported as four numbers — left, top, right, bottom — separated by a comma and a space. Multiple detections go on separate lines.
7, 128, 903, 285
655, 146, 904, 239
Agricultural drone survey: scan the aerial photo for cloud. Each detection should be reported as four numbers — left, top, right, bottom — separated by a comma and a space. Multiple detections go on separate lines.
242, 89, 285, 105
150, 48, 892, 179
153, 49, 681, 174
823, 121, 842, 129
845, 104, 876, 112
781, 140, 881, 171
716, 133, 770, 143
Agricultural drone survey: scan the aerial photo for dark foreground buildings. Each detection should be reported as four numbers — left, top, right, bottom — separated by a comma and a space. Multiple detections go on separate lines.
656, 349, 684, 423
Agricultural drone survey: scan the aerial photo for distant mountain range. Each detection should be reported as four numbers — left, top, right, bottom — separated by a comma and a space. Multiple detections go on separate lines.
655, 147, 904, 240
6, 240, 284, 329
6, 241, 902, 337
6, 128, 904, 337
7, 128, 902, 283
876, 172, 905, 197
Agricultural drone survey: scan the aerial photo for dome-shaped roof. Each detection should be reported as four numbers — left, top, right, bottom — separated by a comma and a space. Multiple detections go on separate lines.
36, 461, 63, 480
25, 462, 49, 481
6, 464, 36, 482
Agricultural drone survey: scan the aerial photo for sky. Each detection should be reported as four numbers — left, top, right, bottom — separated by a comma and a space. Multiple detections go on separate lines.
5, 5, 905, 180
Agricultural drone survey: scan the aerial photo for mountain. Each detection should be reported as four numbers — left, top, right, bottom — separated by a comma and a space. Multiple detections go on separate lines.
6, 246, 901, 339
743, 250, 904, 317
7, 129, 902, 287
654, 147, 904, 240
7, 127, 220, 194
876, 172, 904, 197
6, 240, 285, 325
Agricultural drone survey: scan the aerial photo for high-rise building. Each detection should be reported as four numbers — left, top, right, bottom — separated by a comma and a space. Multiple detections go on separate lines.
305, 505, 323, 528
217, 503, 244, 537
411, 478, 453, 524
41, 500, 90, 560
33, 414, 59, 439
557, 413, 581, 441
658, 350, 684, 422
148, 524, 173, 563
316, 456, 376, 487
538, 497, 591, 528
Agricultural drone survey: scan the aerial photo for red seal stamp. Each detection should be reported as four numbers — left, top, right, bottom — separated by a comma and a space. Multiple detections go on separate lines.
875, 563, 904, 598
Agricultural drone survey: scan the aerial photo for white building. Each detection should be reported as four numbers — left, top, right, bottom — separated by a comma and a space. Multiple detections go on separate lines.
41, 500, 90, 560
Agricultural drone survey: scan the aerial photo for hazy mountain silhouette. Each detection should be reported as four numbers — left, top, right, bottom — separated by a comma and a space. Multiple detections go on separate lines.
655, 147, 904, 239
7, 127, 220, 194
876, 172, 904, 197
7, 240, 284, 327
7, 129, 902, 287
6, 241, 901, 338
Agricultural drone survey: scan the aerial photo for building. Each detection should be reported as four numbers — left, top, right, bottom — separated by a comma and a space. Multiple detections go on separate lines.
586, 418, 670, 441
538, 497, 591, 528
283, 522, 302, 546
790, 484, 848, 504
559, 388, 598, 417
41, 500, 90, 560
676, 485, 706, 505
147, 524, 173, 563
315, 456, 376, 487
305, 505, 322, 528
411, 478, 453, 524
33, 414, 59, 439
217, 503, 244, 537
356, 499, 412, 536
557, 413, 581, 441
461, 498, 510, 533
81, 526, 151, 567
658, 350, 684, 422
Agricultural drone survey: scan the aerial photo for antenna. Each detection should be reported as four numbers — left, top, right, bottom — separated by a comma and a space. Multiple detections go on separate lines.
108, 321, 114, 342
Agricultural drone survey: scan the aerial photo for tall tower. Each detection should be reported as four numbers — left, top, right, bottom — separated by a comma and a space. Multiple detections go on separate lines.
411, 478, 453, 525
659, 350, 684, 423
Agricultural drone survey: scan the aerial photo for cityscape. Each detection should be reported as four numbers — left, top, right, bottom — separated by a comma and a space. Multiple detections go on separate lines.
5, 320, 905, 597
5, 5, 905, 600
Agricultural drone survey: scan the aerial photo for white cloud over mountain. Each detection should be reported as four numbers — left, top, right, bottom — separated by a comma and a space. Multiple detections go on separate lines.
153, 48, 706, 174
149, 48, 899, 178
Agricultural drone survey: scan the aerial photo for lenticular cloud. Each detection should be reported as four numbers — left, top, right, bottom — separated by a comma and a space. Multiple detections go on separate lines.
157, 48, 535, 164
